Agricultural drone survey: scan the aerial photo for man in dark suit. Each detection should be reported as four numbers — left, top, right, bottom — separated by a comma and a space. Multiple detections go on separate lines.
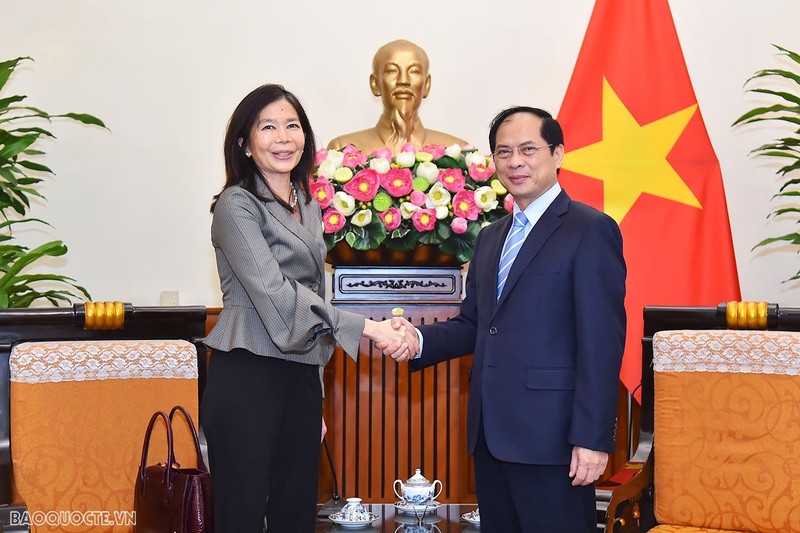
390, 106, 626, 532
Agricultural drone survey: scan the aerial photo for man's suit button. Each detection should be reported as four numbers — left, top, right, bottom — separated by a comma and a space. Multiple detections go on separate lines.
489, 327, 497, 335
311, 283, 320, 291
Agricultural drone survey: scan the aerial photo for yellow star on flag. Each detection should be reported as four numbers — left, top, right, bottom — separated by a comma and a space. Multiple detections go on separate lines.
562, 78, 701, 223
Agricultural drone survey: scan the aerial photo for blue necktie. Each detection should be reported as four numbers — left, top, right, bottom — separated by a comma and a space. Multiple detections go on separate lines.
496, 212, 528, 301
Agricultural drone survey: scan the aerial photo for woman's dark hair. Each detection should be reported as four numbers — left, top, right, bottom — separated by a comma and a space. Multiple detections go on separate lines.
211, 84, 316, 212
488, 106, 564, 155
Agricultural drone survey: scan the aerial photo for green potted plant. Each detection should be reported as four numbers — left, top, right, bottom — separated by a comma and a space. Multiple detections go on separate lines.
0, 56, 105, 307
733, 45, 800, 281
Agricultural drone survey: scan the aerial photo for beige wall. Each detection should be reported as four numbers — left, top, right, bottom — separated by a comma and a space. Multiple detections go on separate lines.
1, 0, 799, 306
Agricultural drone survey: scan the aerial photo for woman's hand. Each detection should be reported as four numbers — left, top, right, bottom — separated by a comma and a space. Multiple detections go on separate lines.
321, 416, 327, 443
363, 318, 418, 361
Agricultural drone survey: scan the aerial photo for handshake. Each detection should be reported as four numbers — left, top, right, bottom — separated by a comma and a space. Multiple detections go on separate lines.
362, 308, 419, 363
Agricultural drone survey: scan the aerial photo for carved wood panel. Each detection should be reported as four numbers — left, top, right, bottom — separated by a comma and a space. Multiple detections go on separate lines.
321, 303, 476, 504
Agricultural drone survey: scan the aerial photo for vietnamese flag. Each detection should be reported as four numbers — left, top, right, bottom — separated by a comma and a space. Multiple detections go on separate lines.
558, 0, 740, 401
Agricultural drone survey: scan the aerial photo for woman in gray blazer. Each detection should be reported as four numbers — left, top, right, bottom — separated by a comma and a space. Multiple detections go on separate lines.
202, 84, 415, 533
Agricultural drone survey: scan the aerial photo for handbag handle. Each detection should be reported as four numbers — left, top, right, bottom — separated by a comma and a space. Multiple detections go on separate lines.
168, 405, 209, 473
137, 411, 175, 500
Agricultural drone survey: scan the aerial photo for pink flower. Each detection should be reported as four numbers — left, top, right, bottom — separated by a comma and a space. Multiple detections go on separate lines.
341, 145, 367, 169
468, 160, 495, 182
411, 209, 437, 232
409, 190, 426, 206
371, 146, 393, 162
343, 169, 380, 202
421, 144, 446, 160
378, 207, 402, 231
451, 217, 468, 234
380, 168, 413, 197
310, 177, 335, 209
400, 142, 416, 154
314, 148, 329, 166
504, 193, 515, 212
438, 168, 466, 193
322, 208, 346, 233
452, 190, 480, 220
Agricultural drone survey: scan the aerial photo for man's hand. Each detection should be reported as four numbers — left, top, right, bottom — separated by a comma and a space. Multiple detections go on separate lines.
374, 316, 418, 362
568, 446, 608, 486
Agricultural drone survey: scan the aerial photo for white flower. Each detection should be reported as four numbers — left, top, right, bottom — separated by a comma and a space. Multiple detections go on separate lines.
326, 149, 345, 168
474, 186, 498, 211
415, 161, 440, 183
316, 159, 338, 180
426, 182, 451, 207
332, 191, 357, 216
400, 201, 420, 219
435, 205, 449, 220
369, 157, 391, 174
395, 151, 416, 168
351, 209, 373, 227
481, 220, 492, 228
465, 152, 488, 168
445, 144, 462, 159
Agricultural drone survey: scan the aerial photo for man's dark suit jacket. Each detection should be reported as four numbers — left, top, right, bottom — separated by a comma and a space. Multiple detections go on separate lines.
410, 189, 626, 465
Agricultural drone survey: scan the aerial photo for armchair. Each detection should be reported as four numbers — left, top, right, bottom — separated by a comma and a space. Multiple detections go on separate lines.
605, 301, 800, 532
0, 302, 207, 532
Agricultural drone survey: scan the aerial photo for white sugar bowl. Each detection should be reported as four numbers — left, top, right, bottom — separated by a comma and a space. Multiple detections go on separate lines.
393, 468, 443, 506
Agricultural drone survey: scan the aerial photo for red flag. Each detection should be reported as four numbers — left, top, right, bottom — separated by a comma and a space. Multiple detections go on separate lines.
557, 0, 740, 401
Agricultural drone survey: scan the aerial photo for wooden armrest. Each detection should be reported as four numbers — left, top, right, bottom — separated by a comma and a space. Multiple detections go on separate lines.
605, 452, 654, 533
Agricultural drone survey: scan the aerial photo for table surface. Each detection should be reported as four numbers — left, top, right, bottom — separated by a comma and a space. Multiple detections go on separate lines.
314, 503, 480, 532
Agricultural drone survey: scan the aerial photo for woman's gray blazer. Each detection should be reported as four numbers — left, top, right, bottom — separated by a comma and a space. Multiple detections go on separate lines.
204, 179, 364, 367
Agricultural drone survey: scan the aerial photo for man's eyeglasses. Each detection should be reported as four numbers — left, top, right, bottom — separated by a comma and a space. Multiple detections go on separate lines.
492, 144, 554, 160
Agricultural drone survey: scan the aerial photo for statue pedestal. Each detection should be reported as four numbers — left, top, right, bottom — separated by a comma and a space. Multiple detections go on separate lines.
331, 266, 462, 304
323, 264, 476, 503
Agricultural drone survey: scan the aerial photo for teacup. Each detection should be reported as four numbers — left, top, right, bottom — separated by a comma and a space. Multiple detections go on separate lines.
393, 468, 443, 506
340, 497, 369, 521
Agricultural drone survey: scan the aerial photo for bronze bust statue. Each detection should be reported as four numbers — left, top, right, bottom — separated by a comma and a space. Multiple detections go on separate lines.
328, 39, 467, 154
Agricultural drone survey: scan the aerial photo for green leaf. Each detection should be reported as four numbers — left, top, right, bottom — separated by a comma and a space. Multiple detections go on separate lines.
12, 126, 56, 139
774, 44, 800, 67
58, 112, 107, 128
439, 223, 480, 263
435, 156, 461, 169
0, 95, 25, 109
343, 218, 387, 250
17, 159, 53, 174
745, 68, 800, 88
768, 207, 800, 217
0, 132, 38, 160
0, 57, 31, 93
752, 232, 800, 250
732, 104, 800, 127
748, 88, 800, 106
0, 240, 68, 289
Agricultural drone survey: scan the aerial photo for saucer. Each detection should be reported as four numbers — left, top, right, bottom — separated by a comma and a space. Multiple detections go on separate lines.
329, 512, 380, 529
461, 509, 480, 526
394, 500, 441, 515
393, 511, 442, 525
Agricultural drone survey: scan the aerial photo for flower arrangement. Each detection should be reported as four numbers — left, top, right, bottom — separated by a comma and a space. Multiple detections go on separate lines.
312, 143, 512, 264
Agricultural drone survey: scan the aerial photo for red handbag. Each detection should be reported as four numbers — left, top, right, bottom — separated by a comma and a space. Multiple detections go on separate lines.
134, 406, 214, 532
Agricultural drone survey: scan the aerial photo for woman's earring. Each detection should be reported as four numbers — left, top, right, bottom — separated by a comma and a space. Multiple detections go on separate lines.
245, 150, 251, 158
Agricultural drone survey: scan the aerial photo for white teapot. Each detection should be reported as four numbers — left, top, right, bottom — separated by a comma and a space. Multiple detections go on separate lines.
393, 468, 442, 506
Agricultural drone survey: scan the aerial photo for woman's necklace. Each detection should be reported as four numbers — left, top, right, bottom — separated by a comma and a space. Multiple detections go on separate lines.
289, 184, 298, 209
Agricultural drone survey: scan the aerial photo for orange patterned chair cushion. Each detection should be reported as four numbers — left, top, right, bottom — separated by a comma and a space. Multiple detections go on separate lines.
652, 330, 800, 533
10, 340, 200, 533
